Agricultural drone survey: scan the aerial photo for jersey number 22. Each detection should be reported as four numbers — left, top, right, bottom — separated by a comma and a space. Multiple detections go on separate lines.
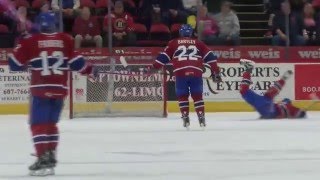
177, 45, 198, 61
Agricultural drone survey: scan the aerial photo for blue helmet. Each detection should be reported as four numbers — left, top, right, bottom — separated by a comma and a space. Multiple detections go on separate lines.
37, 12, 56, 33
179, 24, 193, 37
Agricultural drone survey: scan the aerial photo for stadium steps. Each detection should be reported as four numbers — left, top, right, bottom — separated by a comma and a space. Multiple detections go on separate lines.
240, 29, 268, 37
233, 4, 265, 13
241, 37, 271, 45
234, 0, 264, 4
233, 0, 271, 45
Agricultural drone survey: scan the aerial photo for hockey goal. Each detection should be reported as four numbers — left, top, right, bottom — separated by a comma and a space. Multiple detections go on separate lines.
69, 58, 168, 118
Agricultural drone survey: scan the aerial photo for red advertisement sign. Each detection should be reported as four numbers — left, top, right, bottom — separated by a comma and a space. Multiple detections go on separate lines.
290, 47, 320, 61
295, 64, 320, 100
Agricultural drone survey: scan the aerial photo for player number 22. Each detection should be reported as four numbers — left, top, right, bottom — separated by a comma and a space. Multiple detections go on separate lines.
177, 45, 198, 61
40, 51, 64, 76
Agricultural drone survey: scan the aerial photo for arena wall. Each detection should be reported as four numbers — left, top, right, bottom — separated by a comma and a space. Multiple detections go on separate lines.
0, 47, 319, 115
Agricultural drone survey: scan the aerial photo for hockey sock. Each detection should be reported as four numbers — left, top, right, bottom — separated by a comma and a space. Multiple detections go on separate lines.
178, 95, 189, 116
265, 79, 285, 99
240, 71, 252, 95
191, 94, 205, 117
47, 123, 59, 151
277, 103, 304, 118
286, 104, 305, 118
31, 124, 49, 157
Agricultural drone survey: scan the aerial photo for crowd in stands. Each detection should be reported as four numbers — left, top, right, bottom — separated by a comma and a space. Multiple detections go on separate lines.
265, 0, 320, 46
0, 0, 242, 48
1, 0, 320, 48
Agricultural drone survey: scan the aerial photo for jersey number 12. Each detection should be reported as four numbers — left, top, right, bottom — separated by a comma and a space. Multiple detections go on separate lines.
40, 51, 64, 76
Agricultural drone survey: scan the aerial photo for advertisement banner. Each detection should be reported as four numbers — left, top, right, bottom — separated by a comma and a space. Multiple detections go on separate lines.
202, 63, 295, 101
290, 47, 320, 61
295, 64, 320, 100
0, 65, 30, 103
74, 64, 165, 103
166, 63, 295, 102
1, 47, 320, 62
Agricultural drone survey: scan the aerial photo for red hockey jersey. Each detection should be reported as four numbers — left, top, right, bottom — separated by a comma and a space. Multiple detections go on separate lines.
103, 12, 133, 33
153, 37, 219, 77
8, 32, 91, 98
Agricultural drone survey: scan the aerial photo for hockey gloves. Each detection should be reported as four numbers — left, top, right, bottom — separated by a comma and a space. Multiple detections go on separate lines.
88, 65, 99, 82
211, 73, 222, 83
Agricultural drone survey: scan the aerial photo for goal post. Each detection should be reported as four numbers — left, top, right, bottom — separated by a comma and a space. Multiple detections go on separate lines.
69, 59, 168, 118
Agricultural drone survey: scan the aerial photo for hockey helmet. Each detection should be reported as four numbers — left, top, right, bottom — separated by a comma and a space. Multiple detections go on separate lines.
37, 12, 56, 33
179, 24, 193, 37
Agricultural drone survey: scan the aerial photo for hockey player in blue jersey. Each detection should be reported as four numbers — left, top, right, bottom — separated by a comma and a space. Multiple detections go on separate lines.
240, 59, 306, 119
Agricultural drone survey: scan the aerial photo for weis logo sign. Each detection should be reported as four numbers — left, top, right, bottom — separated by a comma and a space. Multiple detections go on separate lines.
212, 48, 241, 59
298, 48, 320, 59
248, 48, 280, 59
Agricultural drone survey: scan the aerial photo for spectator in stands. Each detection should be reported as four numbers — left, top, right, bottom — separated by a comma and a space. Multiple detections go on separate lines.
103, 0, 136, 46
272, 2, 308, 46
34, 1, 59, 31
0, 2, 16, 48
161, 0, 188, 27
111, 0, 138, 18
198, 5, 219, 44
264, 0, 284, 38
290, 0, 305, 12
38, 1, 50, 14
213, 1, 240, 45
51, 0, 80, 32
0, 2, 16, 33
303, 3, 318, 45
183, 0, 202, 30
51, 0, 80, 15
73, 6, 102, 48
16, 5, 32, 37
182, 0, 200, 16
139, 0, 163, 30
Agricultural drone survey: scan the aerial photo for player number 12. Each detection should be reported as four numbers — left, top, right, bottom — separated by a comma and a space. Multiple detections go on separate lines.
40, 51, 64, 76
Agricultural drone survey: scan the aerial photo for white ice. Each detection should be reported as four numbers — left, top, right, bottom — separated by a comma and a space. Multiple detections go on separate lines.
0, 112, 320, 180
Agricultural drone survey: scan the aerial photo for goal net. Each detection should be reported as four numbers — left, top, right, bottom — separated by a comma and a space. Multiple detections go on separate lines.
69, 59, 167, 118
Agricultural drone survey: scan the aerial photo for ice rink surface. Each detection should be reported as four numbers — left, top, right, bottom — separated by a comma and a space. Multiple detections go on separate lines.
0, 112, 320, 180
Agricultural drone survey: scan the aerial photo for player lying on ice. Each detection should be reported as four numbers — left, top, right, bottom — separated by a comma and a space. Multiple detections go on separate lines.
8, 13, 97, 176
148, 24, 222, 128
239, 59, 306, 119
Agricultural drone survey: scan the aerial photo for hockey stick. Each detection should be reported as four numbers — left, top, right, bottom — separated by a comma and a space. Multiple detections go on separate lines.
98, 55, 218, 92
98, 70, 216, 80
119, 56, 128, 68
302, 93, 320, 111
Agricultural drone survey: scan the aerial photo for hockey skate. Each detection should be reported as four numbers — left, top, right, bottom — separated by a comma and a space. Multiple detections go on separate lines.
198, 114, 206, 127
29, 152, 55, 176
181, 114, 190, 129
281, 70, 293, 80
240, 59, 255, 72
48, 150, 57, 167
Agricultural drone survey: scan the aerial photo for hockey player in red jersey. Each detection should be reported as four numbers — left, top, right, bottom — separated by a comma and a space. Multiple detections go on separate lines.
150, 24, 221, 128
8, 13, 97, 176
239, 59, 306, 119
